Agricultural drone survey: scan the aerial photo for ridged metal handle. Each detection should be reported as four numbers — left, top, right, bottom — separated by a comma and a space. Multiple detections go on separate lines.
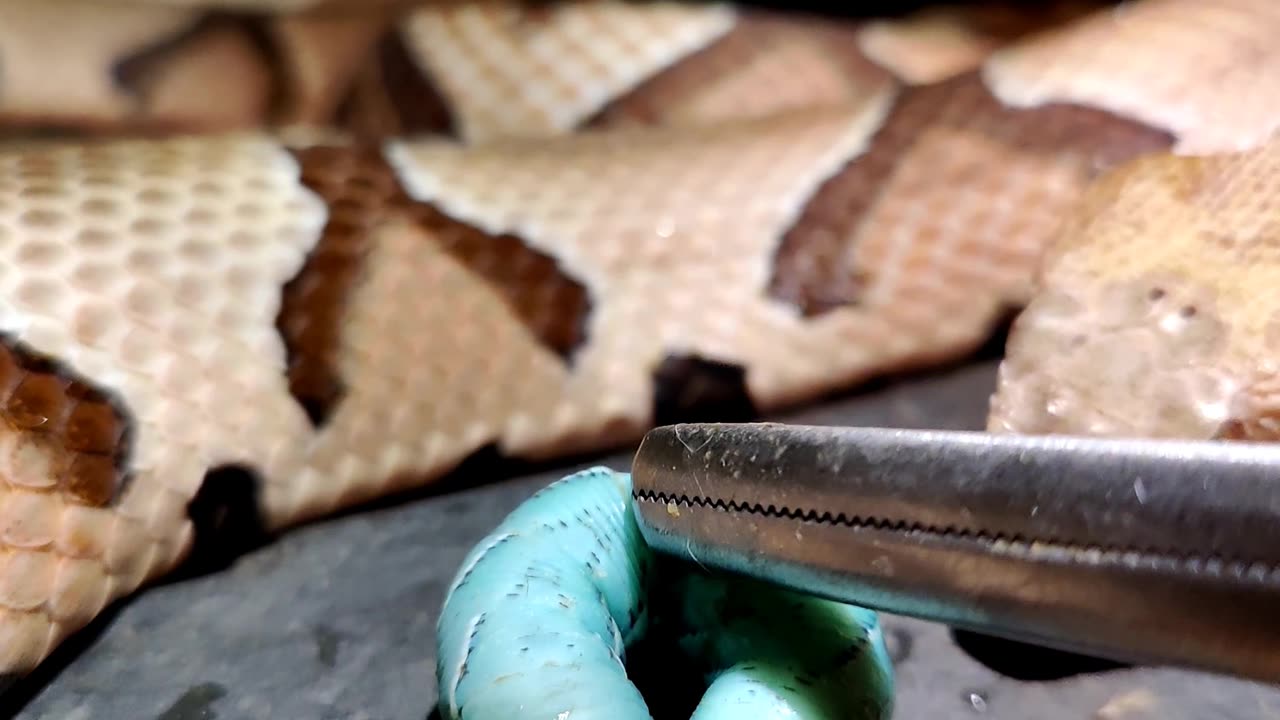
631, 423, 1280, 683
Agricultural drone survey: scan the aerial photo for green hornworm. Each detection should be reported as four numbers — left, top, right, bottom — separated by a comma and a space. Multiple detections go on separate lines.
436, 466, 894, 719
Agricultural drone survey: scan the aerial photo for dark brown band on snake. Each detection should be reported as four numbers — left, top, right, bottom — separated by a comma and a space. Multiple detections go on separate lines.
0, 334, 132, 508
113, 13, 277, 133
768, 71, 1176, 317
334, 26, 455, 139
585, 13, 889, 129
411, 204, 592, 362
4, 9, 424, 138
282, 144, 590, 425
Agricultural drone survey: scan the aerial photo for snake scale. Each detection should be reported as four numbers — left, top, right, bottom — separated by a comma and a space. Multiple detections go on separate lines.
0, 0, 1278, 711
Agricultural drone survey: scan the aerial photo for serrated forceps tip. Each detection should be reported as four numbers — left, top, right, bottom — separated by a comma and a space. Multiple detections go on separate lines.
630, 422, 1280, 684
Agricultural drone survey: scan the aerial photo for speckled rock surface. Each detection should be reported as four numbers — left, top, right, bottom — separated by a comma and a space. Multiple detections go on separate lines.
6, 360, 1280, 720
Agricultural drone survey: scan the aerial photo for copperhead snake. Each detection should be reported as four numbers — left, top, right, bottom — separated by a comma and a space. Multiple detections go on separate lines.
0, 0, 1277, 705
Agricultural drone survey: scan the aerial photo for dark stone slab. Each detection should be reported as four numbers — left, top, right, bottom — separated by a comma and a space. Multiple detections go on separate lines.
7, 360, 1280, 719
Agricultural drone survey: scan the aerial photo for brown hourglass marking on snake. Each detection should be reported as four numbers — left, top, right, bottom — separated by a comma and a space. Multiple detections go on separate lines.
768, 72, 1175, 317
0, 334, 133, 508
278, 144, 591, 427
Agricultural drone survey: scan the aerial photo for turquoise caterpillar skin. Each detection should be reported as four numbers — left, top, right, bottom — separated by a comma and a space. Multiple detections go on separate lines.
435, 466, 895, 719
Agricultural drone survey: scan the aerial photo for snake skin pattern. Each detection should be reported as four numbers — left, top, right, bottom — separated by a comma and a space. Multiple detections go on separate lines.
0, 0, 1276, 680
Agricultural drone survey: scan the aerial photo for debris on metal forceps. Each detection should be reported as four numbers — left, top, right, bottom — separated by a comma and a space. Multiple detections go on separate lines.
630, 422, 1280, 684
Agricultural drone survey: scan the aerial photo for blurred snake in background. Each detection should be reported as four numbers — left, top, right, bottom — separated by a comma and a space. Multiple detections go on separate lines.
0, 0, 1277, 716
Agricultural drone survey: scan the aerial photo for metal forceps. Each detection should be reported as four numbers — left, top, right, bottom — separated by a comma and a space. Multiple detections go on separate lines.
630, 422, 1280, 683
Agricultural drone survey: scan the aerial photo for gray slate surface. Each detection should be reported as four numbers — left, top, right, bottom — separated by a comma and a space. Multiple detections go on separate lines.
8, 360, 1280, 719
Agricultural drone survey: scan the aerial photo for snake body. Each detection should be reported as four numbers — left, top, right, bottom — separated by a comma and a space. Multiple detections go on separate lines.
0, 0, 1277, 708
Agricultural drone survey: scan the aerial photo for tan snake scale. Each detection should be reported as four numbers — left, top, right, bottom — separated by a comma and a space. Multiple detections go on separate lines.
0, 0, 1274, 677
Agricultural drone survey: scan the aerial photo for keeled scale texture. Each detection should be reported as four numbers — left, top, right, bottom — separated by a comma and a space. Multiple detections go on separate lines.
989, 136, 1280, 440
0, 136, 326, 669
397, 1, 739, 140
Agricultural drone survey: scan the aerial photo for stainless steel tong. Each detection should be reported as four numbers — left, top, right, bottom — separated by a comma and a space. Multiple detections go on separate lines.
630, 422, 1280, 684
